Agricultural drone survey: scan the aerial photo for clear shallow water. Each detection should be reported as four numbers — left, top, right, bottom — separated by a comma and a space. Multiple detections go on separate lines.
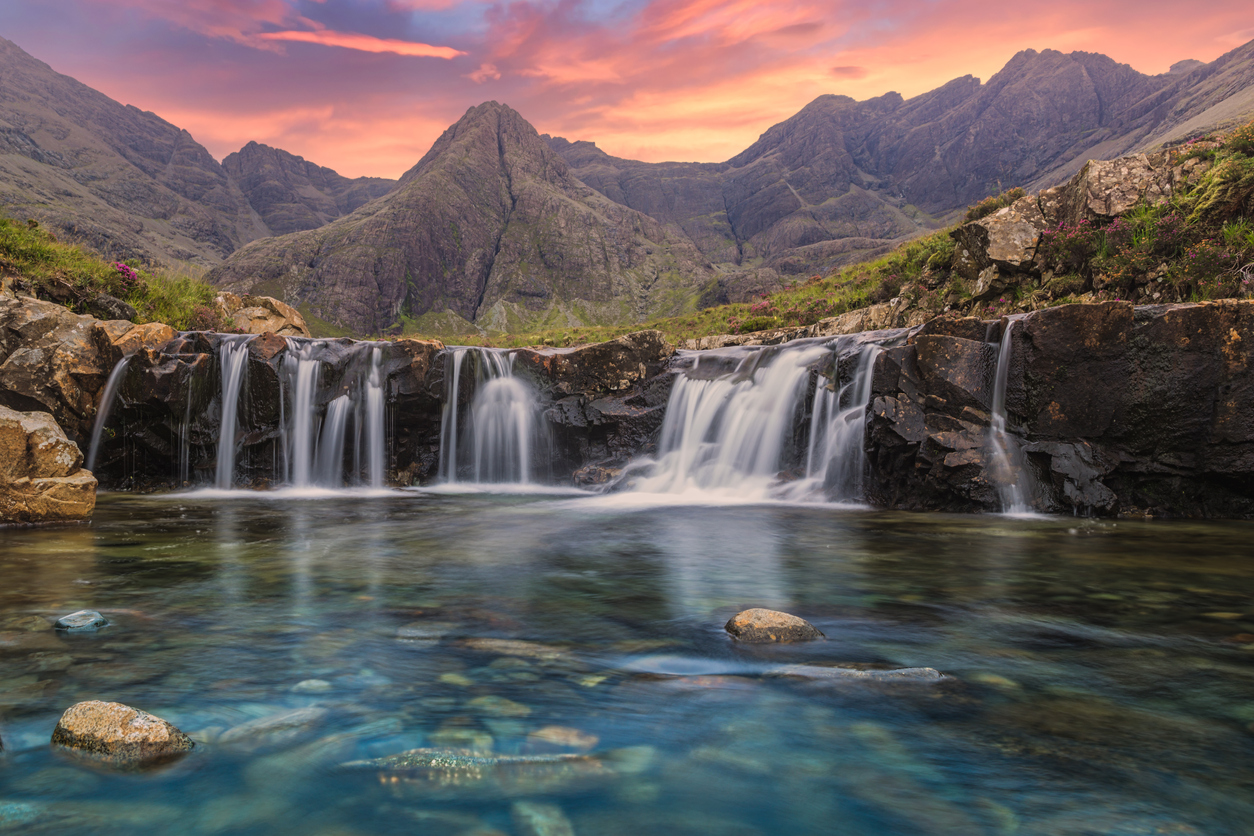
1, 493, 1253, 835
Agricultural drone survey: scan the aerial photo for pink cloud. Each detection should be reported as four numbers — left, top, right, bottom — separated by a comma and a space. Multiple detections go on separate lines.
255, 29, 465, 58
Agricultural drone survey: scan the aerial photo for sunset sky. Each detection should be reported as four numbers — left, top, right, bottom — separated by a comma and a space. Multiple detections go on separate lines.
2, 1, 1251, 179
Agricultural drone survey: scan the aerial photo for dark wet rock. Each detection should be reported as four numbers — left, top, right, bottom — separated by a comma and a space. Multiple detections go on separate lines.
53, 610, 107, 632
51, 700, 194, 766
84, 293, 136, 323
342, 747, 619, 800
867, 300, 1254, 517
725, 609, 824, 643
512, 801, 576, 836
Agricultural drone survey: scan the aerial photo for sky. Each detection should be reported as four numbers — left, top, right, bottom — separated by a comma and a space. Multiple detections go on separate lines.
2, 1, 1251, 179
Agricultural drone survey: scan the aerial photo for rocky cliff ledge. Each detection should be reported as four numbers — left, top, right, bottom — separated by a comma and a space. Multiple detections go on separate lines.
864, 300, 1253, 517
4, 284, 1251, 518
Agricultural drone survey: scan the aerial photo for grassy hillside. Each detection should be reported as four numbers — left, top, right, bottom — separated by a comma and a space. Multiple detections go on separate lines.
0, 215, 226, 330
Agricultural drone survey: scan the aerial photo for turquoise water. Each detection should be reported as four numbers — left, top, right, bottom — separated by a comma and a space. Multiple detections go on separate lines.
2, 491, 1253, 834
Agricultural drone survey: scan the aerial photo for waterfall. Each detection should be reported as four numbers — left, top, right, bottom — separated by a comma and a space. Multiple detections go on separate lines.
85, 355, 133, 472
439, 348, 539, 484
284, 342, 322, 488
802, 343, 882, 499
629, 343, 828, 496
277, 339, 389, 490
625, 340, 884, 501
214, 335, 252, 489
438, 348, 467, 481
989, 322, 1030, 514
365, 347, 385, 488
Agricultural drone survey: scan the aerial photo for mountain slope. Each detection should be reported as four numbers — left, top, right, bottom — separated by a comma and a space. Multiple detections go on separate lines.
548, 42, 1254, 282
0, 36, 266, 265
222, 142, 395, 235
206, 103, 714, 334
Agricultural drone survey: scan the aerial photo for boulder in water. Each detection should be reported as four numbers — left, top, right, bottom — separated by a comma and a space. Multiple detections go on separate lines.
724, 608, 824, 643
53, 610, 107, 632
51, 701, 194, 766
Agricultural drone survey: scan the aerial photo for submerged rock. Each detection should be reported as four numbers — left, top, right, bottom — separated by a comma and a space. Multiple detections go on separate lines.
724, 609, 824, 643
54, 610, 107, 632
771, 664, 945, 682
51, 701, 194, 766
218, 706, 329, 749
342, 747, 619, 800
512, 801, 576, 836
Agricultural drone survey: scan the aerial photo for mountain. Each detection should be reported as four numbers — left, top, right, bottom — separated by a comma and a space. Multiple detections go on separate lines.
222, 142, 394, 235
206, 103, 714, 334
547, 41, 1254, 282
0, 36, 395, 266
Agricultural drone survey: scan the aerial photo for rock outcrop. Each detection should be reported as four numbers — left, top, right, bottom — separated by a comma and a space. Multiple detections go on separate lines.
213, 292, 311, 337
0, 405, 96, 524
51, 701, 194, 766
0, 294, 174, 441
865, 301, 1254, 517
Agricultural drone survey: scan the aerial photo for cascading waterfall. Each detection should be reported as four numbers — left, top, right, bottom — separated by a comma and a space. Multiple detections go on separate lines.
801, 343, 882, 499
439, 348, 539, 484
85, 354, 133, 472
989, 321, 1030, 514
283, 342, 322, 488
626, 339, 884, 501
214, 335, 253, 489
365, 347, 385, 488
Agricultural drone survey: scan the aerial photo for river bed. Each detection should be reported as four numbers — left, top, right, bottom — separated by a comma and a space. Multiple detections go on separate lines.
2, 491, 1253, 834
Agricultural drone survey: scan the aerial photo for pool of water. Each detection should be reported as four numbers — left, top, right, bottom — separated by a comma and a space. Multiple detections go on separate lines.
2, 491, 1253, 834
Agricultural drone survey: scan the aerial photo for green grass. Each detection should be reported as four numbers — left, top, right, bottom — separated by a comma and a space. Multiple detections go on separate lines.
0, 214, 222, 330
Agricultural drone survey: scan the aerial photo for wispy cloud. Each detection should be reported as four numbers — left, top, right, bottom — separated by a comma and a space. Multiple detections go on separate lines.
255, 29, 464, 58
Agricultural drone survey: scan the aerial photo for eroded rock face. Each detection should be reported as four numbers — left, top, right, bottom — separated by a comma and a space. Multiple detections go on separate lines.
0, 405, 96, 524
51, 701, 194, 766
0, 295, 174, 442
865, 301, 1254, 517
724, 609, 825, 643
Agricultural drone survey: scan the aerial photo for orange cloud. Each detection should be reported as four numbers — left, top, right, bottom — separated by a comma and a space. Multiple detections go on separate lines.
255, 29, 465, 58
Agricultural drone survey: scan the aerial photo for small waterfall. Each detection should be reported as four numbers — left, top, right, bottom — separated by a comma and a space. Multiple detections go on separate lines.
214, 335, 252, 489
438, 348, 467, 481
85, 355, 133, 472
365, 347, 385, 488
177, 392, 192, 486
439, 348, 539, 484
989, 322, 1030, 514
630, 343, 829, 496
284, 342, 322, 488
803, 343, 882, 499
277, 339, 390, 490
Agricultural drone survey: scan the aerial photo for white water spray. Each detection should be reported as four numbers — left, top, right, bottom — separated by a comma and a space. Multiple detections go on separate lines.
801, 343, 882, 499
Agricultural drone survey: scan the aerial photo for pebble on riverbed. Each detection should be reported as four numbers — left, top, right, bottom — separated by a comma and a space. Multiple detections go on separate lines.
50, 701, 194, 766
53, 610, 107, 632
512, 800, 576, 836
724, 609, 824, 643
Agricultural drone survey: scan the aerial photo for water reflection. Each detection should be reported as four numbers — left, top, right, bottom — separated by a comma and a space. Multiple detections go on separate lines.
0, 495, 1252, 835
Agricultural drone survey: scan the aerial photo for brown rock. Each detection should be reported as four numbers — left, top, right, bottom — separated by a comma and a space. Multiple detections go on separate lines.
0, 406, 95, 524
724, 608, 824, 643
51, 701, 194, 765
528, 726, 600, 752
214, 293, 311, 337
